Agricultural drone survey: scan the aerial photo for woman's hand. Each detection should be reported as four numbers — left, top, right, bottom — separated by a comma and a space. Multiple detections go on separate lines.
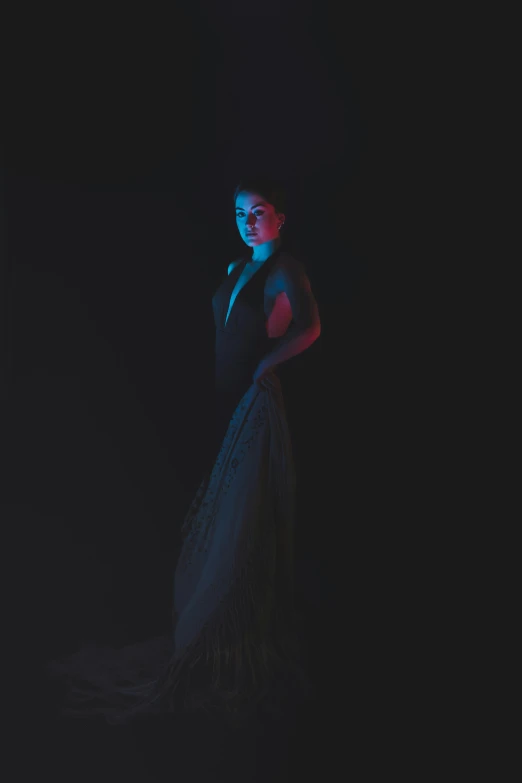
253, 359, 274, 385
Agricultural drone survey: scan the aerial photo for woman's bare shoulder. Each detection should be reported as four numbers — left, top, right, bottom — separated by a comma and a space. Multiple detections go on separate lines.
227, 259, 243, 275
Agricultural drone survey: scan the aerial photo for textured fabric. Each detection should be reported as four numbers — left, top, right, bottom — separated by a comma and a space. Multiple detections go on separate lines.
46, 246, 309, 722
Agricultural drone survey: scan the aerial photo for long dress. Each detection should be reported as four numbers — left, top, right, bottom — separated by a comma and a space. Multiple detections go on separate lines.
46, 245, 309, 722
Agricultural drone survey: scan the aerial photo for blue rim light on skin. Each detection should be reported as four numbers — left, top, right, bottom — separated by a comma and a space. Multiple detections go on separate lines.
235, 190, 285, 262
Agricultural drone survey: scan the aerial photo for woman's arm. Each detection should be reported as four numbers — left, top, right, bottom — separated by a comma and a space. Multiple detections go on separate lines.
254, 257, 321, 382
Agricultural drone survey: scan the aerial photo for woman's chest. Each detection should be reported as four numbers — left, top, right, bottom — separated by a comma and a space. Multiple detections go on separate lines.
233, 260, 283, 304
224, 265, 290, 336
229, 264, 263, 307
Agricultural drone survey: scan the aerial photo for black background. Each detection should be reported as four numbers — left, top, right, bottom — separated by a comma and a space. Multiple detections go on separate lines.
2, 4, 440, 780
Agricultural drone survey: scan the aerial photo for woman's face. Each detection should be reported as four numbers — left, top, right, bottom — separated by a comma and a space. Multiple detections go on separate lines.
235, 191, 284, 248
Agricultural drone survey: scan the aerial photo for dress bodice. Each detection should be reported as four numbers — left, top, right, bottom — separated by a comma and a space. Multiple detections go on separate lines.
212, 250, 281, 383
210, 248, 282, 452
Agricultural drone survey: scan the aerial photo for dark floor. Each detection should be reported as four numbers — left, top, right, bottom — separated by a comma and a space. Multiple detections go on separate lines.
6, 492, 332, 783
34, 669, 319, 783
5, 373, 426, 780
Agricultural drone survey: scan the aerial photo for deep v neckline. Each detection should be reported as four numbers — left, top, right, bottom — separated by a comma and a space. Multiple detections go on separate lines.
223, 258, 266, 329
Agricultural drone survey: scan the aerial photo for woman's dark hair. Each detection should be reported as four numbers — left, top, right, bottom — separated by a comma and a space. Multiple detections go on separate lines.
233, 175, 287, 214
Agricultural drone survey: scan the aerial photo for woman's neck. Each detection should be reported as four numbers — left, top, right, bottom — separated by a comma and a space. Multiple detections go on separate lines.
250, 236, 281, 263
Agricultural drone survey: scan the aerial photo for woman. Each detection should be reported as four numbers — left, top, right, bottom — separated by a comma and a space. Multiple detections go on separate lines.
47, 175, 321, 721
